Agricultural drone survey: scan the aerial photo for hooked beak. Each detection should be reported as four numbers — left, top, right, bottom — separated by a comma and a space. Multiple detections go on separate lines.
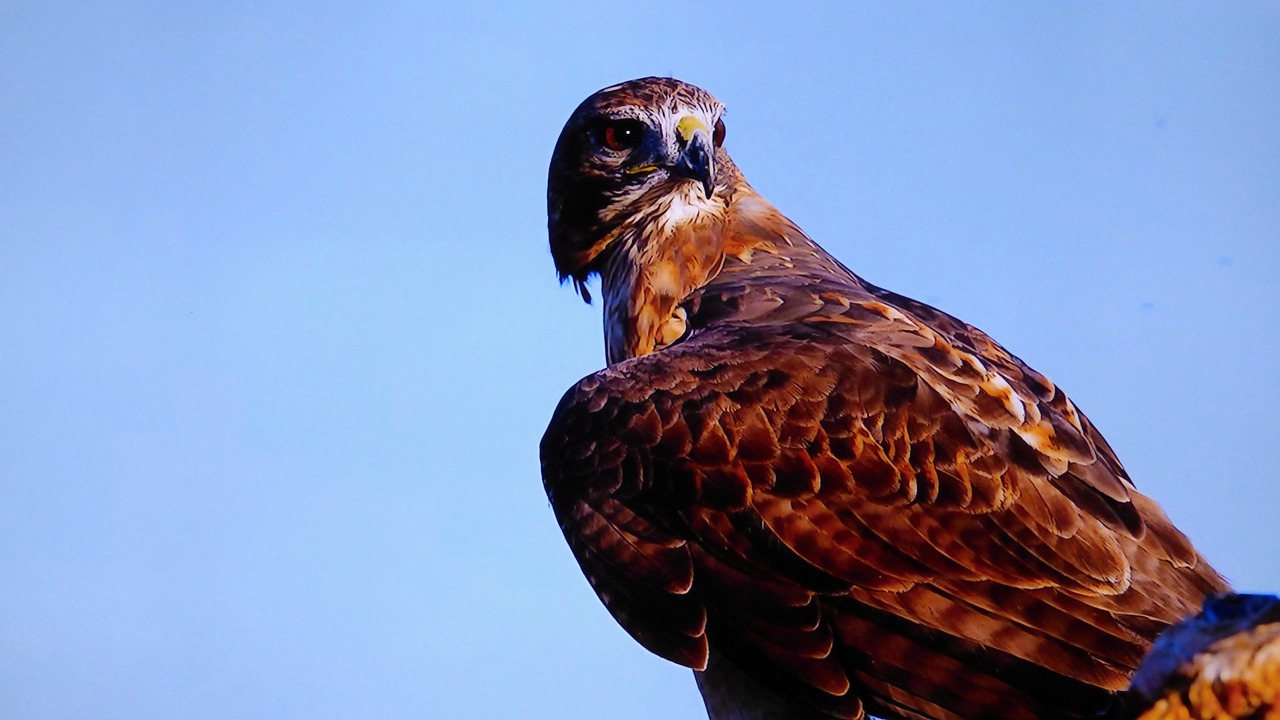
671, 115, 715, 199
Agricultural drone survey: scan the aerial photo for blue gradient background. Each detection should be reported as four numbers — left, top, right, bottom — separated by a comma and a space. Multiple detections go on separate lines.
2, 4, 1277, 719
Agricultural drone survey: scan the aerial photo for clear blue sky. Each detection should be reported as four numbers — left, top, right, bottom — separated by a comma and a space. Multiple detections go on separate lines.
2, 3, 1277, 719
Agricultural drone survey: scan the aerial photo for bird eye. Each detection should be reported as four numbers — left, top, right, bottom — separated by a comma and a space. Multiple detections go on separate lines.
713, 118, 726, 148
595, 119, 645, 152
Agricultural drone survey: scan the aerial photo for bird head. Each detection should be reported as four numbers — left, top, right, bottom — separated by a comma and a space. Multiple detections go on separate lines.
547, 77, 727, 301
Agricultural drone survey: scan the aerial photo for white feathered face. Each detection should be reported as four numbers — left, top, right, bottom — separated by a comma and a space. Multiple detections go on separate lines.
547, 77, 726, 299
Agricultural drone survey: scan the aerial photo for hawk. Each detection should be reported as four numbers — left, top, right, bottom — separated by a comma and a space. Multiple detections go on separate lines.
1127, 593, 1280, 720
540, 77, 1229, 720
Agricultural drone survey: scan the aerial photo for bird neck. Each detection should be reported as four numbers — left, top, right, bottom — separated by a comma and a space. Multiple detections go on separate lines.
599, 182, 728, 365
716, 189, 856, 283
599, 176, 845, 365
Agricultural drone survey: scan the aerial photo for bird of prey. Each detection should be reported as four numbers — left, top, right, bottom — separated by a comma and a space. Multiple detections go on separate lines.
540, 77, 1229, 720
1127, 593, 1280, 720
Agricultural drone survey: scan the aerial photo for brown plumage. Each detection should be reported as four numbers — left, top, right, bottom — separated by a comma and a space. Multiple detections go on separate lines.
1127, 594, 1280, 720
541, 77, 1228, 720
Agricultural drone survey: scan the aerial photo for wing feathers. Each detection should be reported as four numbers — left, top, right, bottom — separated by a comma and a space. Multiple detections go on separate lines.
541, 307, 1224, 719
556, 496, 708, 667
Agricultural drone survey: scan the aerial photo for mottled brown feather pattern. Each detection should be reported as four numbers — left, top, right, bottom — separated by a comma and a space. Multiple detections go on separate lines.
542, 77, 1227, 720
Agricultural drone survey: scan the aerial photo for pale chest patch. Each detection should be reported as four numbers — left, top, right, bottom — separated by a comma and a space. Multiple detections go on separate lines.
657, 185, 720, 234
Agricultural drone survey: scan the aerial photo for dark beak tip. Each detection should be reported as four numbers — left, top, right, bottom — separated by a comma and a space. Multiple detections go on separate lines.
674, 136, 715, 199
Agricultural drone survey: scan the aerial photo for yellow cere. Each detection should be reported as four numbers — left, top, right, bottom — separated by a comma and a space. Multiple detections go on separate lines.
676, 115, 708, 143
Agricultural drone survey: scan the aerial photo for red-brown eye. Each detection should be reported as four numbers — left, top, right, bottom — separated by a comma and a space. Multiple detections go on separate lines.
595, 119, 645, 151
712, 118, 726, 148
